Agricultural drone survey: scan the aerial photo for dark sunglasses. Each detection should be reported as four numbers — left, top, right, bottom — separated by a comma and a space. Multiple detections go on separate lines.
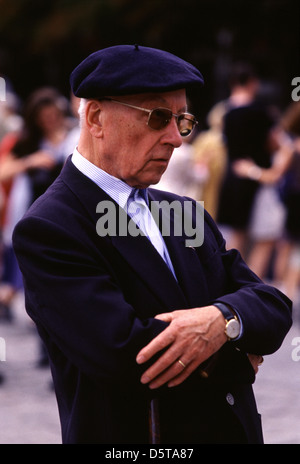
102, 98, 198, 137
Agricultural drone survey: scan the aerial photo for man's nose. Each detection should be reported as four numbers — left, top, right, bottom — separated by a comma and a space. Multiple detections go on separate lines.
162, 117, 183, 148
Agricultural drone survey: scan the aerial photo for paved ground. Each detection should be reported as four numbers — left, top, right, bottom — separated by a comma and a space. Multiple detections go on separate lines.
0, 293, 61, 444
253, 303, 300, 444
0, 292, 299, 445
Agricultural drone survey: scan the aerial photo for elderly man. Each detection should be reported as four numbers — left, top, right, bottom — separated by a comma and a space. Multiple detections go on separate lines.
13, 45, 292, 444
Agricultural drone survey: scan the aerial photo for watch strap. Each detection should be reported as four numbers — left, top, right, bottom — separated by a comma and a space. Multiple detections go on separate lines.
214, 303, 240, 341
214, 302, 235, 321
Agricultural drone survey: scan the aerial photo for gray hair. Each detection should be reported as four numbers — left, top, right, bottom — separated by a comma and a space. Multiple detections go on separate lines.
78, 98, 88, 126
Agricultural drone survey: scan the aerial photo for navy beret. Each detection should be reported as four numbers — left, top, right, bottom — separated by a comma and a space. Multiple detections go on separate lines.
70, 44, 204, 98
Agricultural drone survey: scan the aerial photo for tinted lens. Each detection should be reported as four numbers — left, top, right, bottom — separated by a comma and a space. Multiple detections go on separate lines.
178, 114, 197, 137
148, 108, 173, 130
148, 108, 197, 137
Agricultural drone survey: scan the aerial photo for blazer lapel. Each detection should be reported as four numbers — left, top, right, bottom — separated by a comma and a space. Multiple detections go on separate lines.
163, 233, 210, 308
60, 158, 189, 310
110, 232, 188, 310
149, 190, 210, 308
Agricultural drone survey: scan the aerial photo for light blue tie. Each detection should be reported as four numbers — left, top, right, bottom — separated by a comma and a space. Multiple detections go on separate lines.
127, 189, 176, 278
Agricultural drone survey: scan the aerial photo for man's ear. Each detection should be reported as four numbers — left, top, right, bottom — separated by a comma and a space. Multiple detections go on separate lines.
85, 100, 103, 138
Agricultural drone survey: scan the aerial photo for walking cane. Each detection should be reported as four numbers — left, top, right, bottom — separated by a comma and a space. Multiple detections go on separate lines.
149, 398, 160, 444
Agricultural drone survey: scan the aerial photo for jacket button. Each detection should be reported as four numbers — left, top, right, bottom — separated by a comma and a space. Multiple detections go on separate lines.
226, 393, 235, 406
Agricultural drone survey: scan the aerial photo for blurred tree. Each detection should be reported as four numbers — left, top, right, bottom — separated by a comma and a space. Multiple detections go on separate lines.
0, 0, 298, 118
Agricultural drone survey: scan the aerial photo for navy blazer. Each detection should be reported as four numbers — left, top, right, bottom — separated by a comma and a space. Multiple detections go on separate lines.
13, 157, 292, 444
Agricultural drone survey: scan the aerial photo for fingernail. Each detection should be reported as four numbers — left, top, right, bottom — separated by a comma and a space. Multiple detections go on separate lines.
149, 382, 158, 390
136, 355, 145, 364
140, 375, 150, 384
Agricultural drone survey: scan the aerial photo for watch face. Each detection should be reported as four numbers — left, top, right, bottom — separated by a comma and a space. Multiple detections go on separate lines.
226, 319, 240, 339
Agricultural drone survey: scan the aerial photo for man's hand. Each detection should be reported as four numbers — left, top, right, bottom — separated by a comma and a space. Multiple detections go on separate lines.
248, 353, 264, 374
136, 306, 227, 389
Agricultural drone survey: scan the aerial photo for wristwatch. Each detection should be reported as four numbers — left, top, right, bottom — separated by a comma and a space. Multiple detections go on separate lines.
214, 303, 240, 341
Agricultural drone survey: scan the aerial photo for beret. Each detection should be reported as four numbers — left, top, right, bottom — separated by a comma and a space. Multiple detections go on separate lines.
70, 44, 204, 98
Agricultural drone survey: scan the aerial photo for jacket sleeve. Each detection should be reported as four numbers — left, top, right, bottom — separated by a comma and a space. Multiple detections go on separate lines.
202, 210, 293, 355
12, 214, 168, 387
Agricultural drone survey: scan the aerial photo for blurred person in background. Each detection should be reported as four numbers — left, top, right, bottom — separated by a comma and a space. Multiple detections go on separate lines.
155, 99, 227, 218
152, 97, 208, 201
192, 101, 227, 220
231, 122, 293, 281
0, 93, 24, 320
278, 102, 300, 303
0, 87, 72, 323
0, 91, 23, 242
236, 102, 300, 302
152, 139, 208, 200
0, 92, 23, 316
0, 92, 23, 141
216, 63, 283, 265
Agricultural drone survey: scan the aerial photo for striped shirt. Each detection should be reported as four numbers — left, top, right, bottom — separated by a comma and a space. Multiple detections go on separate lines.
71, 148, 176, 278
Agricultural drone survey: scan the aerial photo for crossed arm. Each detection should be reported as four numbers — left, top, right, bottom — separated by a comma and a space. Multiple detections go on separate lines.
136, 306, 264, 389
13, 211, 292, 391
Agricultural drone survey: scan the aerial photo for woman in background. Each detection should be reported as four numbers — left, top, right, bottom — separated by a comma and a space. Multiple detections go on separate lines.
0, 87, 72, 321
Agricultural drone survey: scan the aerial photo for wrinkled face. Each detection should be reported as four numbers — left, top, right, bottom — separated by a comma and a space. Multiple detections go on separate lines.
95, 89, 187, 188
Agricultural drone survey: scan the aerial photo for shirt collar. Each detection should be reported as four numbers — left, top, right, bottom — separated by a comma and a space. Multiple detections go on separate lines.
72, 147, 137, 209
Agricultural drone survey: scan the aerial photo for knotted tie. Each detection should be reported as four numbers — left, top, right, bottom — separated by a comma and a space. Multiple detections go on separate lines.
127, 188, 176, 277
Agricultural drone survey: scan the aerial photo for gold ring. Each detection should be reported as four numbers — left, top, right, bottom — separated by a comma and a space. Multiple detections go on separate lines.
258, 356, 264, 366
178, 360, 186, 369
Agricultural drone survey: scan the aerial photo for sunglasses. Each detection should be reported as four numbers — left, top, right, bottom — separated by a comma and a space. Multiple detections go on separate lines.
102, 98, 198, 137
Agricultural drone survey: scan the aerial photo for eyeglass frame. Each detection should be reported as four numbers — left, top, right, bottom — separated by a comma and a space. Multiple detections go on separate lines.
100, 97, 198, 137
